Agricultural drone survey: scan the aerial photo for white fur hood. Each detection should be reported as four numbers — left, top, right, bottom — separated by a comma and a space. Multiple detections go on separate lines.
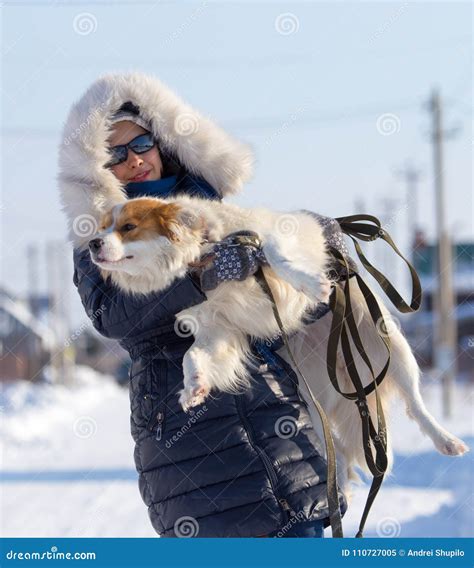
57, 72, 254, 249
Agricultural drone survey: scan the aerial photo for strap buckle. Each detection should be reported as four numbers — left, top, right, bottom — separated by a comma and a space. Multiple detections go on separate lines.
227, 232, 263, 249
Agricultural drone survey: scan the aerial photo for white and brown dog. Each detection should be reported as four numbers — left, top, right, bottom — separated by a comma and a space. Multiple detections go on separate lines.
88, 195, 469, 483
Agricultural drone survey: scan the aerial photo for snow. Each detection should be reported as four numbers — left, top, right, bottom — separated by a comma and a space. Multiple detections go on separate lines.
0, 366, 472, 538
340, 378, 473, 538
1, 366, 155, 538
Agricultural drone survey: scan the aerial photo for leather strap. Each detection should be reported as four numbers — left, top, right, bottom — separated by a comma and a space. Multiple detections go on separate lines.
254, 268, 344, 538
327, 215, 422, 536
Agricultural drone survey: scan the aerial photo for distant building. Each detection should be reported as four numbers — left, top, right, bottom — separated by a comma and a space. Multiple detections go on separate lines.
406, 235, 474, 379
0, 287, 56, 382
74, 327, 130, 385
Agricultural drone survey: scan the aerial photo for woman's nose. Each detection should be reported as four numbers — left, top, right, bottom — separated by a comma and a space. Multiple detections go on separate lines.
127, 151, 144, 168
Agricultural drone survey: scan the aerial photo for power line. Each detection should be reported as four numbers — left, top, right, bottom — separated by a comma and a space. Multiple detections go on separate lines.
2, 99, 421, 138
1, 53, 321, 70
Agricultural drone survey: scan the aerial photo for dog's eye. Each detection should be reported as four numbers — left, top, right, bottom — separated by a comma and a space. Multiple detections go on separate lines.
121, 223, 137, 232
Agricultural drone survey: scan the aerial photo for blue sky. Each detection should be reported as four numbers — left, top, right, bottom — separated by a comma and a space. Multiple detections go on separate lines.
1, 0, 472, 324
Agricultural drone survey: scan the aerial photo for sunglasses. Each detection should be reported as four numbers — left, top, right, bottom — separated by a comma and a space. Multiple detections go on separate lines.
106, 132, 155, 167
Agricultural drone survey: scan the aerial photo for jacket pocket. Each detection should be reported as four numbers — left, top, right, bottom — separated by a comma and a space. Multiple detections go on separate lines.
142, 359, 167, 441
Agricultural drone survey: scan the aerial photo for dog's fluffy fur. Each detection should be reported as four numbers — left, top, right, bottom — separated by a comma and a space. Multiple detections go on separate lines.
89, 196, 332, 406
90, 195, 469, 490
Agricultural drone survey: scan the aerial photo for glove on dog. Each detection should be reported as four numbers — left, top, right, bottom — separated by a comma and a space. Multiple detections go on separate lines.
301, 212, 359, 280
192, 231, 268, 292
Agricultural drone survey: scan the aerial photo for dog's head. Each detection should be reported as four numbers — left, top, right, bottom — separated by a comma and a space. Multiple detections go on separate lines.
88, 197, 205, 275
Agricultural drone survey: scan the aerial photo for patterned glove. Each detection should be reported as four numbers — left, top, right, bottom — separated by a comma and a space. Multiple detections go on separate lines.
299, 211, 359, 280
191, 231, 268, 292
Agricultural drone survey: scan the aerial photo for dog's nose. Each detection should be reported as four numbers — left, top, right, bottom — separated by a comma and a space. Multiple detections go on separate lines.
89, 238, 104, 253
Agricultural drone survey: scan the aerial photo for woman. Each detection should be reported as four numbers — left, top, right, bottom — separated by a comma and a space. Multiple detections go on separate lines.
58, 72, 348, 538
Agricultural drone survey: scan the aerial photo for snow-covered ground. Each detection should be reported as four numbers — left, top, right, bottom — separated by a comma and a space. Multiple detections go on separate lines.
1, 366, 472, 538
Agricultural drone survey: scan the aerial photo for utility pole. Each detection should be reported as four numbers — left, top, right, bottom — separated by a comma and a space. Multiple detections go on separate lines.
378, 196, 400, 290
27, 244, 40, 317
428, 89, 457, 419
395, 162, 422, 263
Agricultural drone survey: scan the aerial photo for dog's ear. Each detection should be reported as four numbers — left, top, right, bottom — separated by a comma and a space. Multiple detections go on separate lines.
169, 206, 207, 242
177, 207, 206, 231
148, 199, 207, 243
177, 205, 222, 242
145, 201, 181, 243
149, 202, 204, 243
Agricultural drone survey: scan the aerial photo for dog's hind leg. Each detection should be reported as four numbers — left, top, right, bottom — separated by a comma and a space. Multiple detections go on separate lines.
386, 326, 469, 456
339, 278, 469, 458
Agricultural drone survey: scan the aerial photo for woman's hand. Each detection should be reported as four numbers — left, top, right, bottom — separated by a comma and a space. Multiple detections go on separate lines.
189, 231, 268, 292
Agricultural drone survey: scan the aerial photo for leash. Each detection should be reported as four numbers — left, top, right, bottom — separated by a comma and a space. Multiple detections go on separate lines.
322, 215, 422, 537
326, 247, 390, 537
334, 215, 422, 313
207, 216, 422, 538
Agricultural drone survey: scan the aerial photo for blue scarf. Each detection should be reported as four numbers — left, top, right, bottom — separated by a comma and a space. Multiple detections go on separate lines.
126, 175, 179, 199
126, 174, 220, 201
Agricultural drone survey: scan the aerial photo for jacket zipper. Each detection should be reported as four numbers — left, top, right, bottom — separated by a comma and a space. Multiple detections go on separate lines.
144, 361, 167, 441
234, 394, 296, 522
148, 410, 165, 441
145, 400, 165, 441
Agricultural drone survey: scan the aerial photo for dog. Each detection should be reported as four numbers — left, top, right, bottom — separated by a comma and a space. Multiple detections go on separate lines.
88, 195, 469, 486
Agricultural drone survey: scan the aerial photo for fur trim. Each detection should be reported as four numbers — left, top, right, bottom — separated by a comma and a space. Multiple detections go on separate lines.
58, 72, 254, 249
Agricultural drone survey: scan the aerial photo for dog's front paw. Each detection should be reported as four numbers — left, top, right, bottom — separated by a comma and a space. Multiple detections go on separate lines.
178, 375, 210, 412
318, 276, 333, 304
299, 274, 333, 304
437, 435, 469, 457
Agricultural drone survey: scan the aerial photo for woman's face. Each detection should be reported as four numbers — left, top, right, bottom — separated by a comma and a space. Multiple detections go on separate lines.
108, 121, 163, 183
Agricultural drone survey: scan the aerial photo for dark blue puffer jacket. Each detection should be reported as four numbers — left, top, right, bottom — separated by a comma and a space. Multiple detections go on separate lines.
61, 71, 348, 538
72, 178, 348, 538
